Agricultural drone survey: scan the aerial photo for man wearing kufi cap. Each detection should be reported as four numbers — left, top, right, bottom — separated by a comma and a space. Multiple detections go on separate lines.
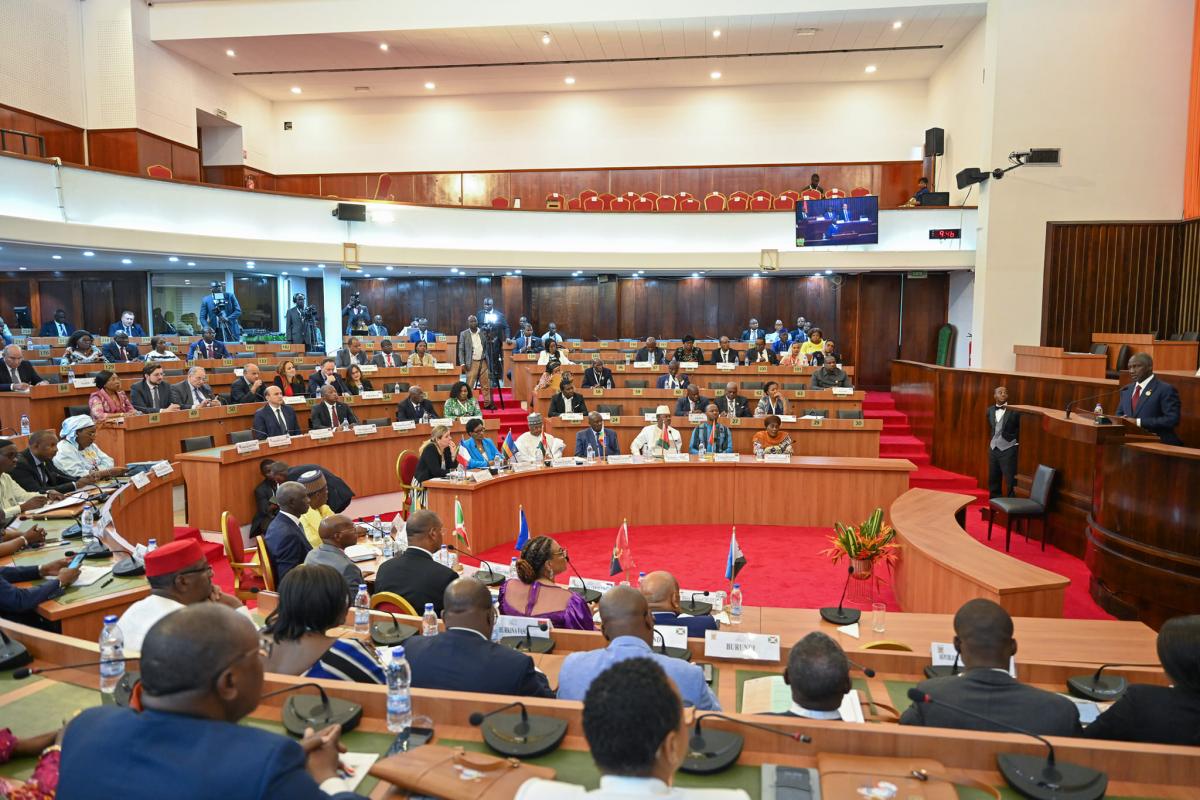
514, 412, 565, 464
116, 538, 247, 652
630, 405, 682, 457
296, 469, 334, 548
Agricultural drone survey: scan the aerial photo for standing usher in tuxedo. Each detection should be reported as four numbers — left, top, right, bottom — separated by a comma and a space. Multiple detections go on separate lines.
987, 403, 1021, 498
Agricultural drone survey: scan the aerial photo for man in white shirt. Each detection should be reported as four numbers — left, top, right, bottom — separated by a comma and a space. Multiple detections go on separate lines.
457, 315, 494, 410
516, 657, 749, 800
516, 413, 565, 463
630, 406, 682, 457
117, 538, 249, 652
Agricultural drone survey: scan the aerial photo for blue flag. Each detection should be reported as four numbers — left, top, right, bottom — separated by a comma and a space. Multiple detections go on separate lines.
725, 527, 746, 581
501, 430, 517, 461
515, 506, 530, 551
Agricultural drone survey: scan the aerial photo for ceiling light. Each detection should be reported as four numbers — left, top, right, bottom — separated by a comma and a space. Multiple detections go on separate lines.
825, 269, 833, 275
892, 20, 903, 30
225, 49, 236, 57
865, 65, 877, 73
691, 272, 701, 278
379, 43, 389, 51
795, 27, 819, 37
514, 270, 522, 274
19, 267, 27, 271
168, 256, 179, 262
290, 86, 302, 94
450, 267, 459, 273
752, 272, 760, 277
541, 32, 551, 45
281, 271, 289, 276
564, 76, 576, 85
424, 81, 436, 90
505, 271, 513, 276
52, 254, 62, 260
712, 29, 721, 38
385, 265, 394, 271
246, 261, 255, 266
710, 71, 722, 80
364, 273, 372, 278
187, 261, 196, 266
301, 267, 309, 272
82, 251, 94, 257
246, 265, 255, 270
121, 258, 132, 264
317, 263, 326, 268
184, 280, 190, 284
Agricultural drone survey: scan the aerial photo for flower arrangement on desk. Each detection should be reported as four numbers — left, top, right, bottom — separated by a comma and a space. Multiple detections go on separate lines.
822, 507, 899, 580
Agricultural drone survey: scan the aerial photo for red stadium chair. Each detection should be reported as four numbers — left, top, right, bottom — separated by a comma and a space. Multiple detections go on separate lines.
567, 196, 582, 211
582, 194, 605, 211
702, 192, 727, 211
632, 194, 655, 212
679, 194, 701, 212
749, 191, 773, 211
491, 196, 510, 209
146, 164, 173, 179
656, 194, 678, 212
220, 511, 263, 600
622, 191, 640, 204
579, 189, 599, 203
773, 194, 796, 211
800, 189, 822, 201
611, 195, 632, 211
728, 191, 751, 212
850, 186, 871, 197
641, 191, 660, 204
598, 192, 616, 207
545, 192, 566, 210
826, 188, 846, 199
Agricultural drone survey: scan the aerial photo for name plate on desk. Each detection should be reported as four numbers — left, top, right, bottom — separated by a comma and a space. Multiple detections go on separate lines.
632, 361, 652, 368
434, 362, 455, 370
283, 395, 307, 405
233, 368, 244, 377
235, 440, 261, 454
492, 615, 551, 641
130, 471, 151, 489
559, 412, 584, 422
679, 589, 724, 612
605, 455, 632, 465
470, 470, 494, 483
599, 412, 612, 420
831, 387, 854, 396
428, 418, 454, 427
353, 424, 378, 436
549, 457, 578, 468
644, 413, 659, 422
713, 453, 740, 463
764, 453, 790, 464
267, 435, 292, 448
152, 461, 174, 478
704, 631, 780, 661
654, 625, 688, 650
679, 361, 699, 370
569, 576, 615, 595
664, 453, 690, 463
359, 364, 378, 373
71, 378, 96, 389
688, 413, 706, 424
477, 561, 511, 578
715, 362, 737, 371
511, 461, 538, 473
392, 421, 416, 431
309, 428, 334, 441
778, 415, 797, 423
360, 390, 384, 399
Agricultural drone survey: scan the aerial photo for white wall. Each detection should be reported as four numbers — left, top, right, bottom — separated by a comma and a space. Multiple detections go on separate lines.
0, 0, 86, 126
971, 0, 1193, 369
927, 20, 986, 205
270, 80, 930, 174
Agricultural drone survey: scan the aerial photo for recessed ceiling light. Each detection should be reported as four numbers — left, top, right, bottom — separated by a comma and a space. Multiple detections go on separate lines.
225, 49, 236, 57
168, 256, 179, 262
424, 81, 436, 90
187, 261, 196, 266
317, 263, 325, 268
121, 258, 132, 264
51, 254, 62, 260
865, 65, 877, 73
450, 267, 459, 273
364, 273, 372, 278
301, 267, 309, 272
514, 269, 522, 274
246, 261, 255, 266
541, 32, 551, 45
290, 86, 302, 94
246, 265, 255, 270
691, 272, 701, 278
710, 71, 722, 80
281, 271, 288, 276
184, 279, 190, 284
892, 20, 903, 30
713, 29, 722, 39
82, 251, 94, 257
564, 76, 575, 85
505, 271, 513, 276
385, 265, 394, 271
752, 272, 760, 277
379, 42, 389, 51
825, 269, 833, 275
19, 266, 27, 271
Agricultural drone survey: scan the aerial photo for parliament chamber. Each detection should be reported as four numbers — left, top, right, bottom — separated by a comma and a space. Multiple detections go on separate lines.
3, 0, 1200, 798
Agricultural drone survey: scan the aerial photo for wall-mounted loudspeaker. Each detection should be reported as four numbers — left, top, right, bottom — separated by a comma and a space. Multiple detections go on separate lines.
332, 203, 367, 221
925, 127, 945, 157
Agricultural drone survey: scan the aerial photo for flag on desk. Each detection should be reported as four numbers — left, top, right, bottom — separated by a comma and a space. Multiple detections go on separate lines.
515, 506, 530, 551
659, 422, 671, 452
453, 497, 469, 550
456, 440, 472, 469
725, 527, 746, 581
610, 519, 633, 577
501, 430, 517, 461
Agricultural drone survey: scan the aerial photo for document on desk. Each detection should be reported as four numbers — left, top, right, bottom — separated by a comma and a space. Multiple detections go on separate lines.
73, 565, 113, 587
26, 490, 93, 514
740, 675, 863, 721
338, 752, 379, 791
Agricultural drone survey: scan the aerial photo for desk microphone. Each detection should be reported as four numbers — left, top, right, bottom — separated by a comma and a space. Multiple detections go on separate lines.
564, 554, 600, 602
682, 712, 811, 775
498, 621, 553, 654
846, 657, 876, 678
652, 627, 692, 661
449, 543, 503, 587
819, 565, 861, 625
1066, 662, 1158, 702
15, 657, 140, 706
905, 688, 1106, 800
370, 608, 417, 647
0, 628, 31, 671
260, 682, 362, 737
681, 590, 713, 616
468, 700, 568, 758
1064, 388, 1122, 421
924, 650, 961, 679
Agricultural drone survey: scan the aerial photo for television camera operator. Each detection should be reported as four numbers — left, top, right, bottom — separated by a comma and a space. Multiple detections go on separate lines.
200, 281, 242, 342
342, 292, 370, 336
285, 294, 323, 352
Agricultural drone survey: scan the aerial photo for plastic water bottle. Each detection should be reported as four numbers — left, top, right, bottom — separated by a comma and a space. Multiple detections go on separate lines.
585, 445, 595, 464
509, 556, 518, 577
80, 504, 95, 547
371, 516, 383, 547
341, 419, 351, 432
19, 414, 30, 436
146, 538, 157, 552
353, 584, 370, 634
66, 366, 75, 384
99, 615, 125, 697
729, 584, 744, 625
448, 547, 459, 570
382, 533, 394, 559
385, 646, 413, 734
1093, 403, 1104, 415
754, 441, 764, 461
697, 442, 706, 460
624, 352, 631, 367
637, 571, 646, 588
422, 603, 438, 636
492, 454, 503, 471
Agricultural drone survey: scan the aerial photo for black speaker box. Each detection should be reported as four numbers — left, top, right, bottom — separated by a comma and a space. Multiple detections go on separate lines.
333, 203, 367, 221
925, 127, 945, 157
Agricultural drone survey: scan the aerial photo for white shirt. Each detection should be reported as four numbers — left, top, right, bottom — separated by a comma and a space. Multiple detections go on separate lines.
117, 594, 252, 653
53, 439, 115, 478
788, 701, 842, 720
630, 424, 682, 456
515, 431, 565, 462
144, 350, 179, 361
517, 776, 749, 799
0, 472, 40, 521
537, 349, 572, 365
1130, 374, 1155, 427
994, 405, 1006, 425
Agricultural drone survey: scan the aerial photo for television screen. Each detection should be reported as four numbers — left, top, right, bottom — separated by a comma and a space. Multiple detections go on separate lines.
795, 196, 879, 247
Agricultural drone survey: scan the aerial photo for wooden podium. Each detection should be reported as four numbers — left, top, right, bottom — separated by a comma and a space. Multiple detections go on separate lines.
1011, 405, 1200, 628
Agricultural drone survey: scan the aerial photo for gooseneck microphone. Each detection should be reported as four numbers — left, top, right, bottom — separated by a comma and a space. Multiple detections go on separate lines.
681, 590, 713, 616
260, 682, 363, 736
0, 628, 31, 671
652, 628, 692, 661
924, 650, 961, 679
905, 688, 1106, 800
469, 700, 568, 758
370, 608, 417, 647
1066, 662, 1158, 702
846, 657, 876, 678
449, 542, 503, 587
682, 712, 811, 775
819, 565, 861, 625
1064, 388, 1122, 421
564, 555, 600, 603
498, 620, 553, 654
16, 657, 140, 706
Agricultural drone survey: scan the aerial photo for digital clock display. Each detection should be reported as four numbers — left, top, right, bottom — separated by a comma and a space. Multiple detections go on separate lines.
929, 228, 962, 240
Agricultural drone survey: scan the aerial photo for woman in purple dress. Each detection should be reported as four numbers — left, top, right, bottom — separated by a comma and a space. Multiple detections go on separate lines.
498, 535, 594, 631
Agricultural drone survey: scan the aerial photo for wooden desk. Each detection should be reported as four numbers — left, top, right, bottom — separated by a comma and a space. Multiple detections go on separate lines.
533, 387, 863, 420
889, 488, 1068, 617
427, 456, 913, 552
1092, 332, 1200, 371
1012, 345, 1107, 378
176, 420, 499, 530
545, 415, 881, 457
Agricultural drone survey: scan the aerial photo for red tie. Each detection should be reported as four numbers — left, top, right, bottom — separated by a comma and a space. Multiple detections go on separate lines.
1131, 385, 1142, 413
331, 405, 338, 427
385, 354, 393, 367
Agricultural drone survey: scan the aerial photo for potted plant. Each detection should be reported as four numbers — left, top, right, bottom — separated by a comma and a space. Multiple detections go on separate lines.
822, 507, 899, 581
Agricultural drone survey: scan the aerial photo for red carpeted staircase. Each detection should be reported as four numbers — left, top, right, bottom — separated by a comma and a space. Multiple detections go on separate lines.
482, 386, 531, 442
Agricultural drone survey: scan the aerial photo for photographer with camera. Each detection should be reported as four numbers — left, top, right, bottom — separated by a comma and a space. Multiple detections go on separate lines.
342, 292, 370, 336
285, 294, 323, 352
200, 281, 242, 342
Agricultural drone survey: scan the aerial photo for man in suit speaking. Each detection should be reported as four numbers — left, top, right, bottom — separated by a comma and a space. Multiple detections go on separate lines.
986, 386, 1020, 498
1117, 353, 1183, 445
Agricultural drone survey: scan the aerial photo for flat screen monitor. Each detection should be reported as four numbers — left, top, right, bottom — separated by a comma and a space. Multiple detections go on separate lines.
795, 196, 879, 247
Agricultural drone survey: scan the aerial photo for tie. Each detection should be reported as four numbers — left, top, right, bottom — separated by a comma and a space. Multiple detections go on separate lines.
57, 323, 65, 336
385, 354, 393, 367
330, 404, 338, 427
10, 367, 18, 385
194, 387, 204, 406
124, 327, 130, 336
598, 432, 605, 457
38, 462, 49, 487
275, 408, 286, 432
1131, 384, 1142, 413
151, 384, 159, 408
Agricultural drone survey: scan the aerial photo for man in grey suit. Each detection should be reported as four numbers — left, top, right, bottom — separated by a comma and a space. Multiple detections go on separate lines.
456, 315, 493, 410
303, 513, 363, 602
334, 337, 367, 368
899, 599, 1080, 736
171, 366, 221, 409
371, 339, 401, 369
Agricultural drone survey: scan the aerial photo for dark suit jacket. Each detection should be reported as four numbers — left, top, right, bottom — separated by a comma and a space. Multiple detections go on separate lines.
59, 706, 363, 800
899, 669, 1081, 736
1082, 684, 1200, 746
513, 335, 544, 355
414, 444, 455, 484
39, 320, 75, 337
745, 347, 779, 365
251, 478, 278, 538
574, 427, 620, 458
675, 395, 710, 416
986, 404, 1021, 446
372, 351, 403, 369
307, 372, 348, 398
100, 342, 140, 362
634, 346, 667, 365
129, 379, 172, 413
171, 380, 218, 409
548, 392, 588, 417
187, 339, 230, 360
374, 547, 457, 614
310, 401, 358, 430
408, 329, 438, 344
581, 366, 615, 388
284, 306, 306, 345
334, 349, 366, 368
12, 449, 77, 493
710, 348, 740, 365
673, 347, 706, 364
286, 465, 354, 513
1116, 377, 1183, 445
405, 628, 554, 698
107, 322, 146, 337
0, 360, 45, 392
253, 404, 302, 439
740, 329, 763, 342
656, 373, 690, 390
716, 395, 750, 417
263, 513, 311, 586
396, 398, 437, 422
230, 376, 267, 405
653, 610, 718, 639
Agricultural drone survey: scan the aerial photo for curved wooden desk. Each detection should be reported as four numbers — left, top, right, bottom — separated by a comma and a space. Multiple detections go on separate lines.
532, 387, 864, 420
889, 488, 1069, 617
427, 456, 914, 552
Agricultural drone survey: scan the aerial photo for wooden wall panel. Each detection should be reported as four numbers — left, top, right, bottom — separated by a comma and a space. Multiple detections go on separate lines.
881, 162, 926, 207
80, 279, 117, 333
462, 172, 509, 207
855, 274, 904, 388
136, 132, 174, 178
86, 129, 139, 174
321, 174, 368, 199
899, 273, 950, 363
171, 143, 200, 182
276, 175, 322, 195
304, 277, 325, 324
0, 276, 35, 327
0, 103, 84, 163
1179, 219, 1200, 332
413, 173, 462, 205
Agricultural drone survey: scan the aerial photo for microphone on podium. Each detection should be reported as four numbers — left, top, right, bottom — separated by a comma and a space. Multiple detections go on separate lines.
1064, 388, 1123, 421
819, 565, 861, 625
652, 627, 692, 661
564, 554, 600, 602
905, 688, 1106, 800
680, 590, 713, 616
468, 700, 567, 758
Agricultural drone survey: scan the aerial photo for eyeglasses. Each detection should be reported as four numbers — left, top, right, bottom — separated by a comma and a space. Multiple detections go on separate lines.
177, 563, 214, 578
208, 636, 272, 688
554, 547, 569, 560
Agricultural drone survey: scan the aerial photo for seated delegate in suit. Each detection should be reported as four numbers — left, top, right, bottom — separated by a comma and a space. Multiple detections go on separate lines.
172, 366, 222, 409
254, 386, 302, 439
307, 359, 348, 398
516, 413, 565, 463
59, 331, 104, 365
790, 316, 810, 343
740, 317, 762, 342
100, 332, 140, 363
581, 355, 615, 389
672, 336, 705, 364
752, 415, 793, 456
272, 359, 308, 397
262, 564, 384, 684
460, 417, 500, 468
38, 309, 74, 338
303, 514, 364, 603
58, 604, 366, 800
412, 427, 455, 509
765, 632, 853, 721
765, 320, 788, 345
334, 338, 367, 368
406, 578, 554, 698
229, 362, 267, 405
689, 403, 733, 454
556, 586, 717, 708
366, 315, 388, 337
0, 344, 45, 392
12, 429, 96, 494
745, 337, 778, 365
755, 381, 788, 417
371, 339, 401, 368
634, 336, 667, 365
809, 357, 852, 390
443, 380, 481, 419
107, 310, 145, 338
498, 536, 594, 631
513, 324, 544, 355
142, 336, 180, 362
811, 339, 841, 366
710, 336, 740, 365
899, 598, 1080, 736
373, 510, 457, 614
517, 658, 747, 800
717, 382, 750, 418
406, 340, 435, 367
309, 384, 358, 430
262, 481, 312, 586
88, 370, 139, 421
1083, 614, 1200, 746
574, 412, 619, 458
407, 319, 438, 344
656, 360, 690, 390
640, 570, 717, 639
548, 380, 588, 417
186, 328, 231, 361
396, 385, 437, 422
674, 385, 709, 416
1116, 352, 1183, 445
54, 415, 124, 480
538, 338, 572, 366
130, 362, 181, 413
342, 364, 372, 396
770, 330, 792, 355
631, 406, 683, 457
